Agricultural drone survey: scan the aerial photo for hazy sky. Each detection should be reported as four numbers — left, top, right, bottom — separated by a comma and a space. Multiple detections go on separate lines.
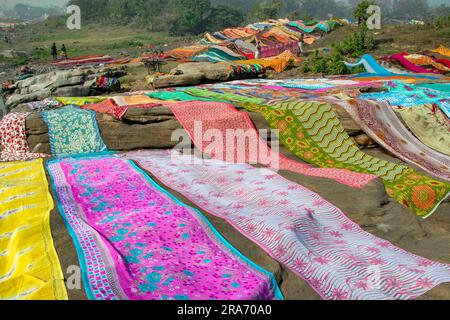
0, 0, 68, 9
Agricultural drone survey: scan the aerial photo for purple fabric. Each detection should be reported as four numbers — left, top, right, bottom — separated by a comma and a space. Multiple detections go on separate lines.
47, 154, 281, 300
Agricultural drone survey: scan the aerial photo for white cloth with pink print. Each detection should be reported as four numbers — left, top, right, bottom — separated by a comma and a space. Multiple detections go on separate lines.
123, 149, 450, 300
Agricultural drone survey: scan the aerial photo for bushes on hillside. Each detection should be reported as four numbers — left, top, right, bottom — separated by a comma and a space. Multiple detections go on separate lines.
303, 26, 376, 75
333, 25, 376, 58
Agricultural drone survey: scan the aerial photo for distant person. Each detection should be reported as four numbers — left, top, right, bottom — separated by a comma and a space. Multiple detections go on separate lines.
255, 42, 261, 59
298, 34, 304, 56
61, 44, 68, 59
51, 43, 58, 60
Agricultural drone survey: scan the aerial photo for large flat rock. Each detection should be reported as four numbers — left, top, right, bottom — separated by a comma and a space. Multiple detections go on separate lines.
24, 104, 363, 154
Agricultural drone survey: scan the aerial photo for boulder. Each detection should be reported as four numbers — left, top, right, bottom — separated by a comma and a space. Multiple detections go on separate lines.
152, 73, 204, 88
151, 62, 236, 88
171, 62, 232, 81
4, 66, 127, 110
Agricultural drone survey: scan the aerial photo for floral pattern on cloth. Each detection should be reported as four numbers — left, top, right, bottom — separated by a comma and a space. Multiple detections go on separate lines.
395, 104, 450, 156
0, 112, 48, 162
41, 105, 108, 157
27, 98, 61, 112
124, 149, 450, 300
47, 154, 282, 300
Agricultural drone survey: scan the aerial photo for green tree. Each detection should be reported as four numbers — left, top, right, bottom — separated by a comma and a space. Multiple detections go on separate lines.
353, 0, 375, 25
172, 0, 212, 35
208, 5, 246, 31
297, 0, 352, 20
249, 0, 284, 21
392, 0, 429, 20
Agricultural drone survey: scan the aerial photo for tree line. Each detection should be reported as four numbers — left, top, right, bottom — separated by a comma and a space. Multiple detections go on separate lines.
67, 0, 450, 35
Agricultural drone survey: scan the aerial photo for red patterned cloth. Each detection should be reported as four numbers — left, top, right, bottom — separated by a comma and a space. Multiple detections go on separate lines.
0, 112, 48, 161
81, 99, 129, 120
168, 101, 376, 188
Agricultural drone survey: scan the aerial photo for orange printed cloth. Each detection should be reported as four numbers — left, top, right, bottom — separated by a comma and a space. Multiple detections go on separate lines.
234, 50, 301, 73
405, 54, 450, 73
432, 45, 450, 58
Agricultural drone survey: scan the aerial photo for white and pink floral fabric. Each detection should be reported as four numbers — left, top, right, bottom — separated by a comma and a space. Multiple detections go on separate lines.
123, 149, 450, 300
0, 112, 47, 162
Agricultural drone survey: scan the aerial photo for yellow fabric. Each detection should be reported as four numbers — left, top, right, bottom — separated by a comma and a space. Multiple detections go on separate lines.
432, 45, 450, 58
234, 50, 301, 73
330, 18, 350, 25
204, 33, 225, 44
113, 95, 175, 106
55, 96, 108, 106
303, 37, 316, 45
0, 159, 67, 300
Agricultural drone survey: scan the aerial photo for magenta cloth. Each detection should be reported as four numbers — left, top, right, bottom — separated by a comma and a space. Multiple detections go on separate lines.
388, 53, 442, 74
260, 41, 299, 58
47, 154, 282, 300
435, 58, 450, 68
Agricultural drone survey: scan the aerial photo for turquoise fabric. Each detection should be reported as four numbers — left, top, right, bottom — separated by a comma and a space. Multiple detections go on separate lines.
41, 105, 108, 157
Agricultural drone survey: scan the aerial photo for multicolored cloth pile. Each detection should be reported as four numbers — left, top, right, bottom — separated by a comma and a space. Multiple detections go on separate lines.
164, 18, 345, 64
345, 46, 450, 78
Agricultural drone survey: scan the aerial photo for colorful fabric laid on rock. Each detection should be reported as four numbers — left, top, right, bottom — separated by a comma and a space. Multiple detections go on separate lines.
335, 98, 450, 181
395, 104, 450, 156
55, 97, 107, 106
0, 112, 47, 162
234, 50, 301, 73
27, 98, 61, 111
0, 159, 67, 300
96, 76, 119, 91
345, 54, 394, 75
41, 105, 108, 157
244, 99, 450, 218
387, 53, 442, 74
113, 95, 166, 107
81, 99, 129, 120
404, 54, 450, 73
360, 80, 450, 119
47, 154, 282, 300
124, 149, 450, 300
230, 64, 265, 79
167, 101, 376, 188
